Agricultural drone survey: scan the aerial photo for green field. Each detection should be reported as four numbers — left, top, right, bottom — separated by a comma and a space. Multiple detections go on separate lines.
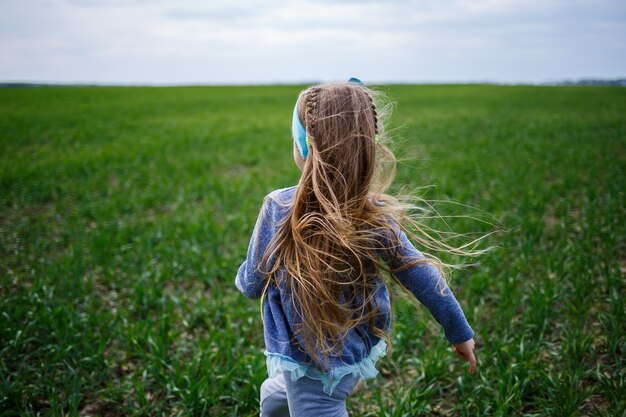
0, 84, 624, 416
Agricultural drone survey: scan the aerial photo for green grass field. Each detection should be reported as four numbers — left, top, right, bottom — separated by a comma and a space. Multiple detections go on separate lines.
0, 84, 624, 416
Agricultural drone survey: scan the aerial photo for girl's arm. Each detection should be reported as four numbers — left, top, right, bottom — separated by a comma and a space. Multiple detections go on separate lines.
235, 196, 277, 299
380, 222, 475, 345
381, 223, 477, 373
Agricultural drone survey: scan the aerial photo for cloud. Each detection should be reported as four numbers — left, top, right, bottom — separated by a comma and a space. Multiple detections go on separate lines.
0, 0, 624, 83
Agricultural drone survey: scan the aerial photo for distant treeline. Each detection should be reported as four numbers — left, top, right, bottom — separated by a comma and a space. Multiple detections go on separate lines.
1, 79, 625, 88
0, 83, 102, 88
545, 78, 626, 86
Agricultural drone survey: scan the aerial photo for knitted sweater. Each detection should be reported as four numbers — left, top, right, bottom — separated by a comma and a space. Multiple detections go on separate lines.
235, 185, 474, 395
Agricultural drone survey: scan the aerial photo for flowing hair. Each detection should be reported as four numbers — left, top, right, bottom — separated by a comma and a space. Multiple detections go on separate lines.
259, 83, 491, 369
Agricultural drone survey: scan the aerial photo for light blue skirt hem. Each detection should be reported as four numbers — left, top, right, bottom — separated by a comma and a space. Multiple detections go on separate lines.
264, 339, 387, 395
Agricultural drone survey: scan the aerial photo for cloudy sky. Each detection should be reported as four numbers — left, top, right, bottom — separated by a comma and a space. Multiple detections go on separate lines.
1, 0, 625, 84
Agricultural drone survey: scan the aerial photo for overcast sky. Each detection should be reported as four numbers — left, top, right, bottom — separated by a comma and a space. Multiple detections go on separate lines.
1, 0, 625, 85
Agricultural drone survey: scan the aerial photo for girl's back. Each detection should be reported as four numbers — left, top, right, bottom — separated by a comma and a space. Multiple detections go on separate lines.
235, 81, 477, 416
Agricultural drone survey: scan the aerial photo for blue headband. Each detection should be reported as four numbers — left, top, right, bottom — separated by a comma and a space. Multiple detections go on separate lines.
292, 101, 309, 159
292, 77, 364, 160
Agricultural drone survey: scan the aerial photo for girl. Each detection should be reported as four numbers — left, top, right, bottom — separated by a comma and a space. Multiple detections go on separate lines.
236, 80, 477, 417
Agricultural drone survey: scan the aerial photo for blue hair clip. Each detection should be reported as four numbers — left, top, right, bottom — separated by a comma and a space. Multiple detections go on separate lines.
292, 77, 365, 160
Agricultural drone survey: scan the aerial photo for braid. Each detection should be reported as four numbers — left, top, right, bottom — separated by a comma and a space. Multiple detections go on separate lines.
305, 87, 321, 140
367, 93, 379, 135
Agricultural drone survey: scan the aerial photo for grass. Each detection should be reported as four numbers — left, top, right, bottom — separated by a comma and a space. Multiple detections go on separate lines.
0, 84, 624, 416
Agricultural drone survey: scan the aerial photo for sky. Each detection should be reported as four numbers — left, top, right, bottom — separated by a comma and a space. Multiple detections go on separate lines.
1, 0, 625, 85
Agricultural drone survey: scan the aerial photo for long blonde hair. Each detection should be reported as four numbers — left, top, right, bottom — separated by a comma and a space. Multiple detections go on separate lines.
260, 83, 489, 369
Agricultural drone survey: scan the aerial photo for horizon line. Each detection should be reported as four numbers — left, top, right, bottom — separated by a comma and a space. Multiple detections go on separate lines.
1, 77, 625, 88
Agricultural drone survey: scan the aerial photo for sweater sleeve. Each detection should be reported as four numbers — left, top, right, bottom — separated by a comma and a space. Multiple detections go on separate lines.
235, 196, 277, 299
380, 221, 474, 344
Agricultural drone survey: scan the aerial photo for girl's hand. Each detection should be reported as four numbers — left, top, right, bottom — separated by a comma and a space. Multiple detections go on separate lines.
452, 339, 476, 374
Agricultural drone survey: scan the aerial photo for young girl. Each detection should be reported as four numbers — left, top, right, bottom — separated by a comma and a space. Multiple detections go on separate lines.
236, 80, 477, 417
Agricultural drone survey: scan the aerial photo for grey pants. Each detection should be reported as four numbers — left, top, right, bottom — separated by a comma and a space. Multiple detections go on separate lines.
260, 372, 360, 417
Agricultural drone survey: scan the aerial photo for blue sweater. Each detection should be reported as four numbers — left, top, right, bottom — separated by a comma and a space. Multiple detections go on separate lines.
235, 185, 474, 394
